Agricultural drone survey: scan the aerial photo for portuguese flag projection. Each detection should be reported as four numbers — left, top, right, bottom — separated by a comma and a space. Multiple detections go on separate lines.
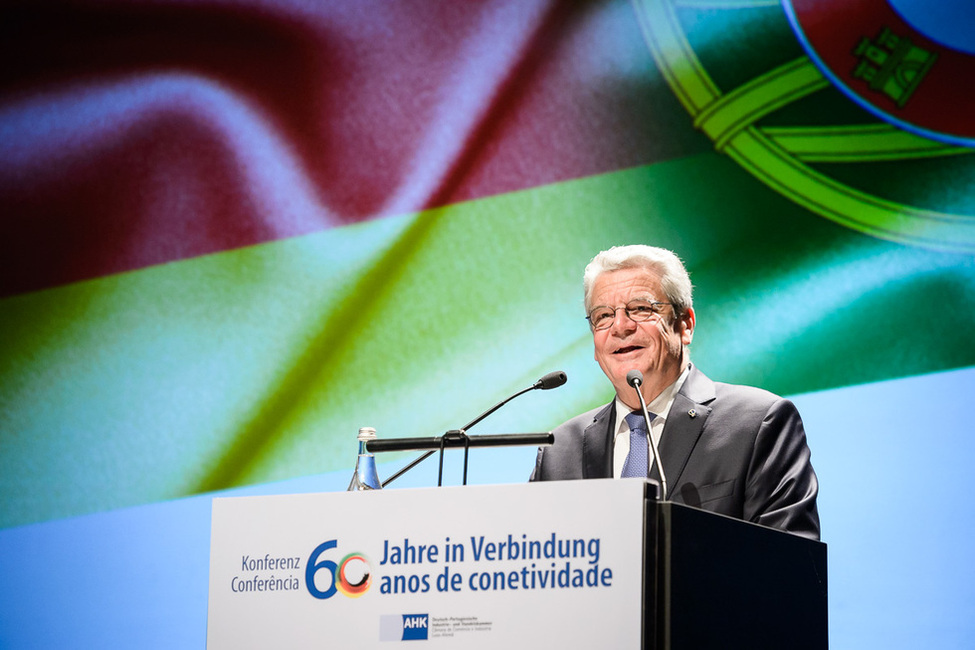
1, 0, 974, 530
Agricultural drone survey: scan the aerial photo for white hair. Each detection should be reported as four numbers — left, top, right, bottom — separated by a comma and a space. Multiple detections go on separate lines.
583, 245, 693, 315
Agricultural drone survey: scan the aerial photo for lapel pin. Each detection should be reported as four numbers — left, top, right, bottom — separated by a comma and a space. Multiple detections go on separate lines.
688, 409, 697, 418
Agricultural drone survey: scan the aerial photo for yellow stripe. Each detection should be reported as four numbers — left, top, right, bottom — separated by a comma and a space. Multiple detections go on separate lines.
765, 124, 974, 162
694, 57, 830, 150
633, 0, 720, 114
725, 128, 975, 251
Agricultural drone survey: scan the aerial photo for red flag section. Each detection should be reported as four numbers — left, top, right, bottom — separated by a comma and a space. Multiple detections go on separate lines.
0, 0, 708, 297
786, 0, 975, 144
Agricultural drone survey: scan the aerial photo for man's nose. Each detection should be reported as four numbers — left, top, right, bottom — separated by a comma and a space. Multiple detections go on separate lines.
609, 307, 638, 334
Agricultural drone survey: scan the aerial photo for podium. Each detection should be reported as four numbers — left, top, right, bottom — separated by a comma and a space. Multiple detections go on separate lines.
646, 499, 827, 649
207, 480, 826, 648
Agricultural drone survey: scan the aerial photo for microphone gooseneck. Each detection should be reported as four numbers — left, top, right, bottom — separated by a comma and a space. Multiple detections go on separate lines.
381, 371, 568, 487
626, 368, 667, 501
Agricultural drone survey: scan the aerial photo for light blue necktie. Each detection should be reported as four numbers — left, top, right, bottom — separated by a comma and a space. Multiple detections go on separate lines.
621, 411, 656, 478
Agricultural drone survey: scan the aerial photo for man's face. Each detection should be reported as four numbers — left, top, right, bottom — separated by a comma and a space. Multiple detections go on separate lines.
589, 267, 694, 407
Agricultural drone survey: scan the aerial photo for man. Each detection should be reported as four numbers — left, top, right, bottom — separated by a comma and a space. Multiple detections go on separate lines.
530, 245, 820, 540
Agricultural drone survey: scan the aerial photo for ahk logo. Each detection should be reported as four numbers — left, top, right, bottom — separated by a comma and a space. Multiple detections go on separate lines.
379, 614, 429, 641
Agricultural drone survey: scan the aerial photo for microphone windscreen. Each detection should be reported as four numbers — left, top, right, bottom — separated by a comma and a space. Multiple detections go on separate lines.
537, 371, 568, 390
626, 369, 643, 387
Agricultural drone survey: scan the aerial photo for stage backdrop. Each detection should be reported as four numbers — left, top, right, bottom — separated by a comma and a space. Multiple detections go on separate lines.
1, 1, 973, 648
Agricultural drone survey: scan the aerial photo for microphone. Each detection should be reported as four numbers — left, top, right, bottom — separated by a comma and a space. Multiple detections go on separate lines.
381, 371, 569, 486
534, 370, 568, 390
626, 370, 668, 501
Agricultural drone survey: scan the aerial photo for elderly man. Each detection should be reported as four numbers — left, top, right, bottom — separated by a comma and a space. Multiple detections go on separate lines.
531, 245, 820, 540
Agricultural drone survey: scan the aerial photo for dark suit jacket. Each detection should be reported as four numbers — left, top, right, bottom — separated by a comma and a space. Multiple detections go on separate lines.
530, 365, 820, 540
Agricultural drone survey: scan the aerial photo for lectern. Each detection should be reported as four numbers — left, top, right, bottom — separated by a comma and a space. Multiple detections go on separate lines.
207, 480, 826, 648
646, 499, 827, 649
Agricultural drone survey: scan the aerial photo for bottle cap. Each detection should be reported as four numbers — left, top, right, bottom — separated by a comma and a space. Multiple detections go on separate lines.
357, 427, 377, 441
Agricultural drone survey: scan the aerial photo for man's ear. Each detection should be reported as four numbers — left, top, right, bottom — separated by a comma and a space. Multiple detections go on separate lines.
680, 307, 695, 346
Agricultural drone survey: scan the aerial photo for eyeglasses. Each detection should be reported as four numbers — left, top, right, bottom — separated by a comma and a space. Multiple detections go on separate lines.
586, 300, 673, 330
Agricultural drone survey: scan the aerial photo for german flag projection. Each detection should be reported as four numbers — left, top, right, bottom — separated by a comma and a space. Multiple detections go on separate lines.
1, 2, 974, 647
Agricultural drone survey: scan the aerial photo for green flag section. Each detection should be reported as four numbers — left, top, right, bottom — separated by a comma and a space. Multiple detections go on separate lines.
3, 152, 975, 529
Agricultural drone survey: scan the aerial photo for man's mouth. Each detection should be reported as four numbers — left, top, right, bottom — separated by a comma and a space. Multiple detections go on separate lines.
614, 345, 644, 355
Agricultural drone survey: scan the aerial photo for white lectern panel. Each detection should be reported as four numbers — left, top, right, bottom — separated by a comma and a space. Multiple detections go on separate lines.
207, 479, 647, 648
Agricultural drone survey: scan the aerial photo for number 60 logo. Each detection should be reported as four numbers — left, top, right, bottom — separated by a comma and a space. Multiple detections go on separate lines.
305, 540, 373, 599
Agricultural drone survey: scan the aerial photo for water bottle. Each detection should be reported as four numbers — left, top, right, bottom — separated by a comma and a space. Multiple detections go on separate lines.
347, 427, 383, 491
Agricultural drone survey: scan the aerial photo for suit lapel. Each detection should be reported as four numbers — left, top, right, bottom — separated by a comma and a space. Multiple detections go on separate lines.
652, 366, 715, 490
582, 402, 615, 479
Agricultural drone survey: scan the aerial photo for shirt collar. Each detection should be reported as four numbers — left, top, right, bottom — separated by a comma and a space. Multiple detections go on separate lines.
613, 364, 691, 438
